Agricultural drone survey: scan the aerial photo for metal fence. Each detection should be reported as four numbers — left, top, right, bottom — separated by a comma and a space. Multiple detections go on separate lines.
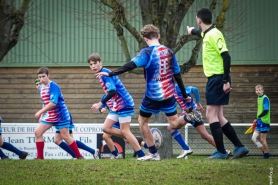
127, 123, 278, 157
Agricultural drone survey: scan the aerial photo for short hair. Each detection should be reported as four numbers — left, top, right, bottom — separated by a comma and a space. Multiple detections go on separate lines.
37, 67, 49, 75
197, 8, 212, 25
88, 53, 101, 63
255, 84, 264, 90
140, 24, 160, 39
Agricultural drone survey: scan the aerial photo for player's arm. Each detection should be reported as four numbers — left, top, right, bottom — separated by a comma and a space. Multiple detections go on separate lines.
108, 62, 137, 77
221, 51, 231, 83
100, 90, 116, 105
173, 73, 188, 100
257, 97, 270, 119
187, 26, 202, 37
174, 93, 186, 111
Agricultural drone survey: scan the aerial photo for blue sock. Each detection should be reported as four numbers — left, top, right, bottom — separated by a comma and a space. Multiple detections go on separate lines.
76, 140, 95, 155
143, 142, 148, 149
0, 149, 8, 158
111, 150, 118, 156
2, 142, 22, 156
59, 142, 76, 158
171, 130, 189, 150
136, 149, 145, 157
148, 145, 157, 154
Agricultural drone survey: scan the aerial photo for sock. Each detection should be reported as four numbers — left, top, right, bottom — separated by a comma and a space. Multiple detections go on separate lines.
264, 153, 270, 159
210, 122, 226, 154
143, 143, 148, 149
171, 130, 189, 150
148, 145, 157, 154
68, 141, 83, 158
136, 149, 145, 158
59, 142, 76, 158
36, 141, 45, 159
111, 150, 118, 156
0, 149, 8, 158
222, 122, 244, 147
76, 140, 95, 155
2, 142, 22, 156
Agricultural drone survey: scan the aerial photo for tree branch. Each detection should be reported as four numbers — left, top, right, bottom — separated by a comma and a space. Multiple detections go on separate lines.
110, 18, 131, 62
173, 35, 200, 54
215, 0, 229, 31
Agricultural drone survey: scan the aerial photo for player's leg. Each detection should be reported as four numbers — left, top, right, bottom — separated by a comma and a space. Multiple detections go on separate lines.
102, 114, 126, 138
195, 123, 216, 148
251, 130, 263, 152
73, 131, 99, 159
34, 123, 53, 159
206, 105, 228, 159
118, 108, 146, 159
103, 133, 119, 159
54, 131, 76, 158
260, 132, 269, 159
167, 115, 192, 158
218, 106, 248, 159
58, 121, 83, 159
0, 133, 8, 159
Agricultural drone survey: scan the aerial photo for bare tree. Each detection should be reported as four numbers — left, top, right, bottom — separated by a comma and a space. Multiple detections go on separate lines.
98, 0, 229, 73
0, 0, 31, 61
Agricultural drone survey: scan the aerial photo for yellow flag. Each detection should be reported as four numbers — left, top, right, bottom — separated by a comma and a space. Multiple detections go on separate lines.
244, 125, 254, 134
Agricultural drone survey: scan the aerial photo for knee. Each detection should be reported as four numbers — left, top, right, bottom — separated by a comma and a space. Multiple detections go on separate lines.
102, 127, 110, 134
54, 137, 61, 145
102, 133, 109, 140
260, 138, 266, 144
34, 129, 42, 138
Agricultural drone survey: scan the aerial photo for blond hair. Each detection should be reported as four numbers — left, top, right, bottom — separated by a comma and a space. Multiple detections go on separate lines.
255, 84, 264, 90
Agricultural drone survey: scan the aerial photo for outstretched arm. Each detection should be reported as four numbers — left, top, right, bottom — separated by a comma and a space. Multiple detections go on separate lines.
95, 62, 137, 78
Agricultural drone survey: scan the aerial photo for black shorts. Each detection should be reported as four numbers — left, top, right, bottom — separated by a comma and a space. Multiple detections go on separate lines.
206, 74, 231, 105
56, 130, 73, 134
140, 96, 177, 118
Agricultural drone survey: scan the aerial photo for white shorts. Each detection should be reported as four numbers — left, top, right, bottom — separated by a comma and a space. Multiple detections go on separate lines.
106, 113, 131, 123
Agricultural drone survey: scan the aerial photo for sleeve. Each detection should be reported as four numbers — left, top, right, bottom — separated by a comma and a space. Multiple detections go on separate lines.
209, 32, 228, 55
174, 93, 186, 111
172, 53, 181, 74
188, 86, 201, 103
263, 97, 270, 110
49, 83, 60, 104
102, 76, 116, 92
131, 49, 150, 67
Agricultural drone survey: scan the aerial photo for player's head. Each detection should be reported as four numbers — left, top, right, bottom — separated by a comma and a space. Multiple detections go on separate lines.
196, 8, 212, 28
35, 78, 41, 90
37, 67, 50, 85
140, 24, 160, 43
255, 84, 264, 96
88, 53, 102, 74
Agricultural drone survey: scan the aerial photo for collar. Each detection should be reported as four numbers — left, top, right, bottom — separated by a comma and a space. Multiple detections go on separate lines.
203, 24, 215, 36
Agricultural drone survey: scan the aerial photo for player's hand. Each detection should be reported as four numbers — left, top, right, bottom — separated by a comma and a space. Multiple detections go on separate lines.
35, 111, 42, 119
184, 96, 191, 102
101, 108, 107, 113
187, 26, 195, 35
223, 82, 232, 94
196, 103, 204, 113
91, 102, 103, 111
95, 72, 109, 79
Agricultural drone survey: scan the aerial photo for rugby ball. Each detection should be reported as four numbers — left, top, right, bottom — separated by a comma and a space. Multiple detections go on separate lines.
150, 128, 163, 149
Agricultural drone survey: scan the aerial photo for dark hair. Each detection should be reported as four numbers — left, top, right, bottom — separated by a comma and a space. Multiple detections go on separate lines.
88, 53, 101, 63
140, 24, 160, 39
37, 67, 49, 75
197, 8, 212, 25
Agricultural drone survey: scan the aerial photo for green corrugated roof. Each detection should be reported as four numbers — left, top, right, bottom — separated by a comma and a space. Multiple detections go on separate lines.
1, 0, 277, 67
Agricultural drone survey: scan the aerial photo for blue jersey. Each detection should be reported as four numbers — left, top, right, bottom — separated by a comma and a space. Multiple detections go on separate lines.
98, 68, 134, 112
100, 94, 120, 129
132, 45, 180, 101
39, 81, 71, 123
174, 84, 200, 115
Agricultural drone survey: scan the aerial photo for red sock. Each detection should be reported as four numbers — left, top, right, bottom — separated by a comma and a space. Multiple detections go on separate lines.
68, 141, 83, 158
36, 141, 44, 159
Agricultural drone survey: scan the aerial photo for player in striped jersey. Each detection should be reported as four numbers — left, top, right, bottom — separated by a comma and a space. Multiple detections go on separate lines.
88, 54, 146, 160
34, 67, 83, 159
95, 24, 191, 161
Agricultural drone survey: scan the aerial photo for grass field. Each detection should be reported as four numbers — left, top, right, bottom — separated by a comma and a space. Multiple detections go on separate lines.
0, 155, 277, 185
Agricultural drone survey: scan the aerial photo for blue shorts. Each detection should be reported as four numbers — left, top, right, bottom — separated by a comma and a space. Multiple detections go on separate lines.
206, 74, 231, 105
41, 119, 71, 130
56, 123, 75, 133
113, 122, 120, 129
140, 96, 177, 118
255, 119, 270, 133
110, 107, 134, 117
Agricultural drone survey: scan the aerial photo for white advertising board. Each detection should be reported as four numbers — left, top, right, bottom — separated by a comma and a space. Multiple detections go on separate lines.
1, 123, 103, 160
